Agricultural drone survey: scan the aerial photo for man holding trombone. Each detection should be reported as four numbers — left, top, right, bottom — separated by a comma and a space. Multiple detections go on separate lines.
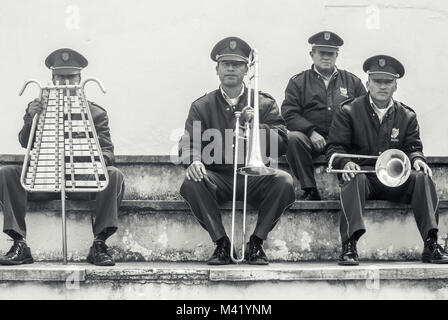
326, 55, 448, 265
179, 37, 295, 265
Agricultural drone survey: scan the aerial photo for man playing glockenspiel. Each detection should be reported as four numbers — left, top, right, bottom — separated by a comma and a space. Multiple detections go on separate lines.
0, 48, 125, 266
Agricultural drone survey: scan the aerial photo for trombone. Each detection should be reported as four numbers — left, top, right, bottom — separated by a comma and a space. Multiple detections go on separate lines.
326, 148, 411, 187
230, 49, 277, 263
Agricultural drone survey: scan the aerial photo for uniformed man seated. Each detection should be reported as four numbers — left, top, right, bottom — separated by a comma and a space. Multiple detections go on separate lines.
281, 31, 366, 200
0, 48, 125, 266
326, 55, 448, 265
178, 37, 295, 265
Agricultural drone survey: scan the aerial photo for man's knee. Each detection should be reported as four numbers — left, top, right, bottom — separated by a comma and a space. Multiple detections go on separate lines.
180, 178, 204, 198
0, 165, 20, 181
342, 173, 368, 189
272, 171, 294, 190
287, 131, 310, 146
107, 166, 124, 181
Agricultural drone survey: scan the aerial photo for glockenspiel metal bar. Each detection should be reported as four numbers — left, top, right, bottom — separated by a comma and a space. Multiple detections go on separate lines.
77, 88, 102, 189
65, 86, 76, 191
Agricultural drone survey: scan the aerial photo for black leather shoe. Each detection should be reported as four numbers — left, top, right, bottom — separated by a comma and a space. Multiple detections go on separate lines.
299, 189, 322, 201
207, 238, 231, 265
245, 239, 269, 265
338, 239, 359, 266
86, 241, 115, 266
422, 238, 448, 264
0, 241, 34, 265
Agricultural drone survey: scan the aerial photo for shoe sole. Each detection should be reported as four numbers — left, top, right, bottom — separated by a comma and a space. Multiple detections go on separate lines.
207, 261, 231, 265
248, 261, 269, 265
338, 261, 359, 266
86, 255, 115, 266
422, 259, 448, 264
0, 258, 34, 265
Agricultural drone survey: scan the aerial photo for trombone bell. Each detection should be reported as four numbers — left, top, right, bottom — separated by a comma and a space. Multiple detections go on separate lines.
238, 161, 277, 176
375, 149, 411, 187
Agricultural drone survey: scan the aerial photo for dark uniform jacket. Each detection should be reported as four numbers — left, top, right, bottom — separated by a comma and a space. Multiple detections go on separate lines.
281, 66, 366, 137
18, 101, 115, 166
326, 94, 426, 170
178, 87, 288, 172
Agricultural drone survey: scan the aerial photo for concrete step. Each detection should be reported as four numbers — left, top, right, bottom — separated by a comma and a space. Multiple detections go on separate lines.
1, 261, 448, 299
0, 200, 447, 262
2, 154, 448, 200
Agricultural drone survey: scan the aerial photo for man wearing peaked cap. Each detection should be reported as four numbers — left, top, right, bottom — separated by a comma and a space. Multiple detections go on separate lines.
210, 36, 252, 63
281, 31, 366, 201
0, 48, 125, 266
45, 48, 88, 75
178, 37, 295, 265
326, 55, 448, 265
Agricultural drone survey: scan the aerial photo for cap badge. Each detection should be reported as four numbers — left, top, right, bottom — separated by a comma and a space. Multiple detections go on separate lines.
61, 52, 70, 62
379, 58, 386, 68
324, 32, 331, 41
229, 40, 237, 50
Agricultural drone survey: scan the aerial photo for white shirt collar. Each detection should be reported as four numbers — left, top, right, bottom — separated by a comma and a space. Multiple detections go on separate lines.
313, 65, 338, 88
369, 94, 394, 123
313, 65, 338, 80
220, 85, 245, 106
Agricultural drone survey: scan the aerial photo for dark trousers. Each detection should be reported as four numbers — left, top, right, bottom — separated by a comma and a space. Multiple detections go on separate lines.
286, 131, 323, 190
0, 165, 125, 240
180, 169, 295, 242
339, 171, 439, 243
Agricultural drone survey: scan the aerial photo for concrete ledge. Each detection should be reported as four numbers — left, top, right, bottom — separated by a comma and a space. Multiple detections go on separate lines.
0, 199, 444, 262
1, 262, 448, 282
3, 154, 448, 200
1, 262, 448, 299
25, 199, 448, 212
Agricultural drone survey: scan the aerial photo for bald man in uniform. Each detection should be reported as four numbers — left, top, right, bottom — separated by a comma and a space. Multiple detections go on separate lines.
0, 48, 125, 266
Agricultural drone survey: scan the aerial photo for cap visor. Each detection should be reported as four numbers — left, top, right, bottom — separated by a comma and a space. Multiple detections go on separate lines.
51, 68, 81, 75
217, 54, 248, 63
368, 72, 396, 80
312, 45, 339, 53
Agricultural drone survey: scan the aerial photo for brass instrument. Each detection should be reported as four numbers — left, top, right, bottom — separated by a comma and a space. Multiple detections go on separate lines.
19, 78, 109, 264
230, 49, 277, 263
326, 148, 411, 187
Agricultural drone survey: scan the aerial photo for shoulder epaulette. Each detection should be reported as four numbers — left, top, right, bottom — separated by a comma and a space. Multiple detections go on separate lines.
89, 101, 107, 113
259, 91, 275, 100
396, 101, 416, 113
291, 71, 305, 80
192, 92, 208, 104
340, 97, 355, 108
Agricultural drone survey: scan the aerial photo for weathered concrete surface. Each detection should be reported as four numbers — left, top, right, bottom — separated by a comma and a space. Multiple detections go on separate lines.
0, 200, 447, 262
2, 154, 448, 200
1, 262, 448, 299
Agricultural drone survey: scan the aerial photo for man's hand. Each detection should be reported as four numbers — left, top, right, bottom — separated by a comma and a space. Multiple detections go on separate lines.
186, 160, 207, 182
240, 106, 254, 124
28, 98, 44, 118
310, 131, 326, 153
413, 159, 432, 178
342, 161, 361, 182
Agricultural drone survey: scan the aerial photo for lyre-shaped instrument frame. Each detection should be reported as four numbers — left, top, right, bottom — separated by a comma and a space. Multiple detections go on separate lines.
19, 78, 110, 193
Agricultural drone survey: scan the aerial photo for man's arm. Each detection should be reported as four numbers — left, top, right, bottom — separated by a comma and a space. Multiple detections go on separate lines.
402, 113, 426, 165
281, 78, 315, 135
326, 106, 354, 170
178, 103, 204, 166
354, 78, 367, 97
91, 104, 115, 166
259, 98, 288, 158
18, 100, 41, 148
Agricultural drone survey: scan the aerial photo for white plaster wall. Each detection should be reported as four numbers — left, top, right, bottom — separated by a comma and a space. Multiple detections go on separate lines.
0, 0, 447, 155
